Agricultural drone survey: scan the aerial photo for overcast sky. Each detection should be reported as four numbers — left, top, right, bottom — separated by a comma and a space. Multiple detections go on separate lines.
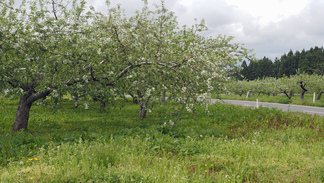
83, 0, 323, 61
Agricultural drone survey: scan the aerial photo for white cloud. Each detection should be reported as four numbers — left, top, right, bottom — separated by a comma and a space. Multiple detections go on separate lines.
225, 0, 309, 24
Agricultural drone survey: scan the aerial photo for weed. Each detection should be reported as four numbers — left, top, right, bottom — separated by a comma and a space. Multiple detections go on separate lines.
1, 97, 324, 182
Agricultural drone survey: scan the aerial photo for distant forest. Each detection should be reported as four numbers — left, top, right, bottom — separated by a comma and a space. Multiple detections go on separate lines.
235, 46, 324, 80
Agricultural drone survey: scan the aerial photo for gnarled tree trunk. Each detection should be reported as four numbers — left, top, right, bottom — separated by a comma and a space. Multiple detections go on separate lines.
300, 89, 306, 101
298, 81, 307, 101
13, 90, 50, 132
13, 96, 33, 131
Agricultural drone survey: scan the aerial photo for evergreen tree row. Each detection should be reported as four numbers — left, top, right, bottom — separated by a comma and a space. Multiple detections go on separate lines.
239, 46, 324, 80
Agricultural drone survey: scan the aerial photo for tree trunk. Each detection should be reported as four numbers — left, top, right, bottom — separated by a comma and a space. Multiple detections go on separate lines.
129, 93, 138, 104
283, 91, 291, 100
161, 90, 166, 105
100, 101, 106, 108
74, 94, 79, 108
298, 81, 307, 101
317, 92, 323, 100
13, 96, 33, 131
132, 97, 138, 104
138, 99, 147, 119
13, 90, 50, 132
300, 89, 306, 101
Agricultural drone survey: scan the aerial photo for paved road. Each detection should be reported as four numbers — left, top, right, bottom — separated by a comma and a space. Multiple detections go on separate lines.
211, 99, 324, 116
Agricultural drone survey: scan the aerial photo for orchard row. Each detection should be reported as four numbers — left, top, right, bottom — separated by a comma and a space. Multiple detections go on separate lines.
0, 0, 252, 131
225, 74, 324, 100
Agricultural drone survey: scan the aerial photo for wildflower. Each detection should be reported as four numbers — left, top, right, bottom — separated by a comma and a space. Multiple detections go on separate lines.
34, 158, 38, 161
19, 161, 23, 165
57, 146, 60, 149
225, 175, 230, 178
30, 177, 33, 180
169, 120, 174, 126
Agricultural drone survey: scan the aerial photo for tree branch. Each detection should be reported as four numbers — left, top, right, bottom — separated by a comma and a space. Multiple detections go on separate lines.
114, 28, 127, 55
26, 90, 51, 104
297, 81, 308, 92
52, 0, 58, 20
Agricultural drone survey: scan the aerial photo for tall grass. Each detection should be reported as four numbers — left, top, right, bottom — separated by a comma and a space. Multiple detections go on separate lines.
1, 97, 324, 182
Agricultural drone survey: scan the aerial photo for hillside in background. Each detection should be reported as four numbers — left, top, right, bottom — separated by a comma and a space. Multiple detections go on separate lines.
236, 46, 324, 80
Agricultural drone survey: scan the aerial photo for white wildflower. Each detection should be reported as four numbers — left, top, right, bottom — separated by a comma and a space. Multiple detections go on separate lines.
186, 106, 192, 112
4, 89, 9, 95
169, 120, 174, 126
52, 90, 58, 98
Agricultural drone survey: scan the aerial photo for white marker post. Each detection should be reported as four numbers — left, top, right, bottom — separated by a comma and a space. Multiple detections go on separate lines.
256, 99, 259, 108
313, 92, 316, 103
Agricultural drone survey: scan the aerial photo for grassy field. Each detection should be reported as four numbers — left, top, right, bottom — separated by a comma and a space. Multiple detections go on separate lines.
217, 93, 324, 107
1, 96, 324, 182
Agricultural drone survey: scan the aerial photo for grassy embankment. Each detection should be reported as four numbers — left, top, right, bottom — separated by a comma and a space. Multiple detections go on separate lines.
217, 93, 324, 107
1, 96, 324, 182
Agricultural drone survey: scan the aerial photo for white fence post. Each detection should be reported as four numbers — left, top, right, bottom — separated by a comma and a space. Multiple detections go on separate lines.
313, 92, 316, 103
256, 99, 258, 108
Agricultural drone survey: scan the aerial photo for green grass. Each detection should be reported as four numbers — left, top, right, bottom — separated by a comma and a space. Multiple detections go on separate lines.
217, 93, 324, 107
1, 96, 324, 182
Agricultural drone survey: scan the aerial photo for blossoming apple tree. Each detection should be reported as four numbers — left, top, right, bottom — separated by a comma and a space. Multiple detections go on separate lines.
0, 0, 253, 131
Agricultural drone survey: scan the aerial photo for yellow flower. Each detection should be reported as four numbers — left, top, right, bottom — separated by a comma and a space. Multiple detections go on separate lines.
30, 177, 33, 180
34, 158, 38, 160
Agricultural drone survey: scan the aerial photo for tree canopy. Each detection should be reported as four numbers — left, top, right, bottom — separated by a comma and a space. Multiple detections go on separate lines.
0, 0, 252, 131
